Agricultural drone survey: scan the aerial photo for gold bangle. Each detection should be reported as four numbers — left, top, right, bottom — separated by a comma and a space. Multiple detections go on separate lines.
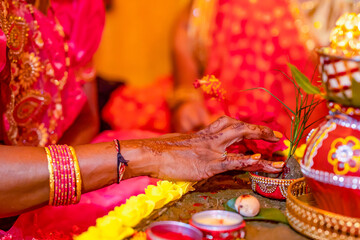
69, 146, 82, 203
44, 147, 54, 205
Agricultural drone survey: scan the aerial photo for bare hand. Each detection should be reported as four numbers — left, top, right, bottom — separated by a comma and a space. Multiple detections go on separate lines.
172, 101, 211, 133
122, 116, 284, 181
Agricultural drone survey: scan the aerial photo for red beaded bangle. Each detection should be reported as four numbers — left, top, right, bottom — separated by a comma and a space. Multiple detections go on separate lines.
62, 145, 76, 205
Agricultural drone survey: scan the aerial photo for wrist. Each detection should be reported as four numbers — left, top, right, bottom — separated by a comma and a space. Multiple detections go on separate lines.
120, 139, 159, 179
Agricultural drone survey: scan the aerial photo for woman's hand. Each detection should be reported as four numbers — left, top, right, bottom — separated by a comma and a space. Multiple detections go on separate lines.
172, 100, 211, 133
122, 116, 284, 181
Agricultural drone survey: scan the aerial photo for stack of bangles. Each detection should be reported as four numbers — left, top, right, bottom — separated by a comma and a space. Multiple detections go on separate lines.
45, 142, 128, 206
45, 145, 81, 206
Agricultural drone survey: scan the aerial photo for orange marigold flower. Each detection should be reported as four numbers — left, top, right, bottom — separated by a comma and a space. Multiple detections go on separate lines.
194, 75, 226, 100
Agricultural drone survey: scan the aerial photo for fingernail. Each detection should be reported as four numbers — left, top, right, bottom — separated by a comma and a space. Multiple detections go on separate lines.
272, 162, 285, 168
273, 131, 283, 139
251, 153, 261, 160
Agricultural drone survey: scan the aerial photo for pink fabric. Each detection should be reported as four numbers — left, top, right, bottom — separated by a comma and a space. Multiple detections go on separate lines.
51, 0, 105, 71
0, 0, 104, 146
51, 0, 105, 137
0, 176, 159, 240
0, 29, 6, 73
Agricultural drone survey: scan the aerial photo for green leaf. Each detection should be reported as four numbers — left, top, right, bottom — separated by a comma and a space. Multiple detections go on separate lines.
225, 198, 288, 224
287, 63, 320, 94
351, 78, 360, 107
244, 208, 288, 224
225, 198, 238, 213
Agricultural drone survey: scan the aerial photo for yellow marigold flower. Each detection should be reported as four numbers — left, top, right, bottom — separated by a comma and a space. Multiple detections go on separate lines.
74, 226, 101, 240
76, 180, 196, 240
176, 181, 195, 193
145, 185, 169, 209
131, 231, 147, 240
279, 139, 290, 157
279, 140, 306, 160
113, 194, 155, 227
113, 204, 142, 227
96, 215, 123, 239
156, 180, 174, 190
295, 143, 306, 160
117, 226, 135, 240
135, 194, 156, 218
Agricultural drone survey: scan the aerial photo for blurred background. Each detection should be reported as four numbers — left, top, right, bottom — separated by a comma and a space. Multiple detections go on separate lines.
96, 0, 190, 87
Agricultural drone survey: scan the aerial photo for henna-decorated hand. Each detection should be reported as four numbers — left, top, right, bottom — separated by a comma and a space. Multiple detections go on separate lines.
121, 116, 284, 181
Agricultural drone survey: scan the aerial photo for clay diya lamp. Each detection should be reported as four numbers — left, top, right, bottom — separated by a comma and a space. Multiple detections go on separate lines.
189, 210, 245, 240
146, 221, 203, 240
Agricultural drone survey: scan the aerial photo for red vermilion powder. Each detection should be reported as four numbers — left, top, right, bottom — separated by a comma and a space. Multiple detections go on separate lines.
155, 231, 194, 240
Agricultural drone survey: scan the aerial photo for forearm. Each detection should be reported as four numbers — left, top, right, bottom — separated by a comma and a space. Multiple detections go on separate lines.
172, 4, 200, 88
0, 142, 126, 217
0, 117, 285, 217
173, 42, 199, 88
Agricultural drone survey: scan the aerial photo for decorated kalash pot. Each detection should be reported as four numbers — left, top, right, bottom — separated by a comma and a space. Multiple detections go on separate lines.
301, 13, 360, 218
189, 210, 245, 240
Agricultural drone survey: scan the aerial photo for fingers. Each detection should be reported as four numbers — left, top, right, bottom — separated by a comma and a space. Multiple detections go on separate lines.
211, 153, 284, 174
197, 115, 234, 135
218, 122, 281, 147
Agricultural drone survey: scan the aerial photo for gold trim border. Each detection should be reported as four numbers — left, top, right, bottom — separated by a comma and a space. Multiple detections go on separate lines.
286, 178, 360, 240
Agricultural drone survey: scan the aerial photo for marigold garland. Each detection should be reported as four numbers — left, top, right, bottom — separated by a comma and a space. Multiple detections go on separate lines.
74, 181, 195, 240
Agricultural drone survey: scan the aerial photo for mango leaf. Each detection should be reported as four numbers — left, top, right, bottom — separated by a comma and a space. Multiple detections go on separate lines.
287, 63, 320, 94
351, 78, 360, 107
225, 198, 288, 224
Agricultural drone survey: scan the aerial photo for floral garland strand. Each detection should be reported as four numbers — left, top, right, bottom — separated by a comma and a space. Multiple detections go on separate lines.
75, 181, 195, 240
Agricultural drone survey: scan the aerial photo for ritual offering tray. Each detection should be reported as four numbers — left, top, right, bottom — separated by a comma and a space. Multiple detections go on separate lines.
190, 210, 245, 240
146, 221, 203, 240
249, 172, 298, 200
286, 178, 360, 240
